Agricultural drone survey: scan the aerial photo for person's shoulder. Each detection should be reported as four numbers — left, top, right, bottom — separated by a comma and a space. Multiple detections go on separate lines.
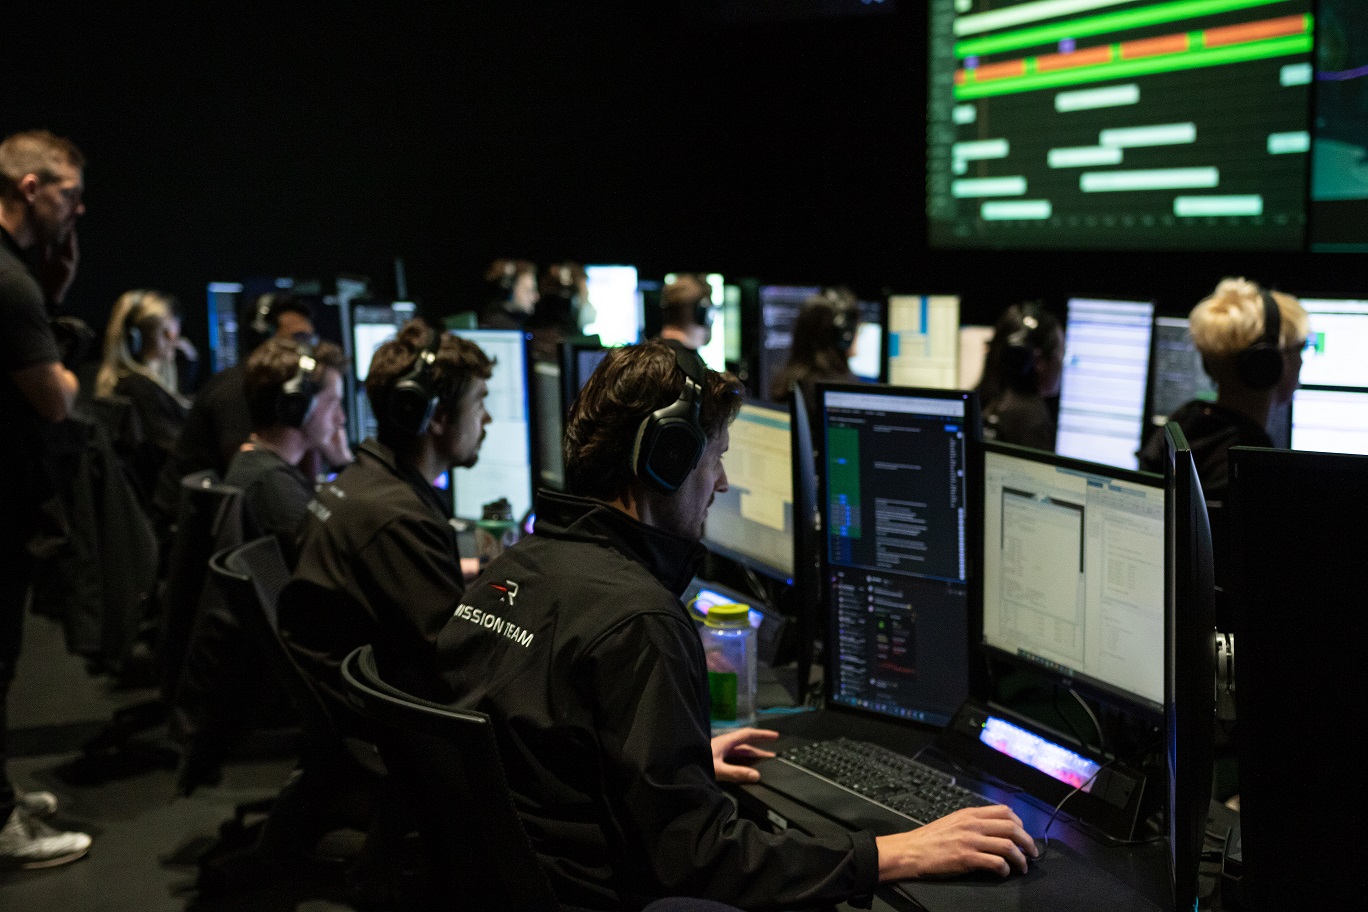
0, 261, 46, 317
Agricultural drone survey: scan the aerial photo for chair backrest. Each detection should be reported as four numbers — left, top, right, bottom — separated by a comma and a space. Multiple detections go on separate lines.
212, 539, 341, 754
158, 472, 241, 699
340, 645, 561, 912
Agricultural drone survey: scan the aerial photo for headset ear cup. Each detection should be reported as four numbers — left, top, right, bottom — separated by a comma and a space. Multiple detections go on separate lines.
634, 408, 706, 494
126, 326, 143, 358
1236, 291, 1285, 391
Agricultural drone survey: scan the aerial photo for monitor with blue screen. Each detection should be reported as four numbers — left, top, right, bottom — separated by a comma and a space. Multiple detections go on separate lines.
582, 265, 641, 348
449, 329, 534, 522
348, 300, 417, 445
887, 294, 960, 390
703, 401, 795, 580
1057, 297, 1155, 470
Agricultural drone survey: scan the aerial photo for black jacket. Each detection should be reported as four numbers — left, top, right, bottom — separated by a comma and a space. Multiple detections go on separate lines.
434, 490, 878, 911
1137, 400, 1274, 503
281, 438, 461, 719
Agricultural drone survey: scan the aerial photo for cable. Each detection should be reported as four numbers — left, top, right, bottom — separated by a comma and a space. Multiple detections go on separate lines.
1068, 688, 1107, 754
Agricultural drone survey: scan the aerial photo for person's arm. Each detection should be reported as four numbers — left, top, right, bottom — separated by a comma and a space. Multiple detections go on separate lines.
10, 360, 78, 423
874, 806, 1036, 880
587, 611, 879, 909
36, 229, 79, 308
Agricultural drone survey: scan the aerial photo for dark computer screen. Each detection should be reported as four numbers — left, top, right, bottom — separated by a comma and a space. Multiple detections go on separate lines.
1147, 316, 1217, 426
926, 0, 1313, 251
1310, 1, 1368, 252
820, 385, 977, 726
1057, 297, 1155, 470
349, 300, 418, 444
450, 329, 534, 522
576, 348, 609, 393
532, 360, 565, 491
703, 402, 795, 580
206, 282, 243, 373
758, 285, 822, 403
981, 441, 1165, 716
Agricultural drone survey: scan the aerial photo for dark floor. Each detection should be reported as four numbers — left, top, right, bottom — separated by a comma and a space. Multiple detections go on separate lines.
1, 610, 353, 912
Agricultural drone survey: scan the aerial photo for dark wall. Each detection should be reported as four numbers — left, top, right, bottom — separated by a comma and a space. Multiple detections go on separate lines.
7, 3, 1363, 355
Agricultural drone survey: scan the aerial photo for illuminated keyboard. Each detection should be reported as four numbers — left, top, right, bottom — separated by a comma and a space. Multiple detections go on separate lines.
780, 737, 992, 825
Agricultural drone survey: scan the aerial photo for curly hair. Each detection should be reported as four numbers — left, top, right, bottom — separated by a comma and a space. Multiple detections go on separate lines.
564, 340, 743, 501
366, 319, 494, 447
244, 337, 346, 430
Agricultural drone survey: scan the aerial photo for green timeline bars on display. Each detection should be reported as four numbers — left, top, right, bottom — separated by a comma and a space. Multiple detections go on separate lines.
827, 426, 863, 541
955, 0, 1295, 58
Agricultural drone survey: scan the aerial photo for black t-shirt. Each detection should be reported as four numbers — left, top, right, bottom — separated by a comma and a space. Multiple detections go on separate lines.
113, 371, 189, 505
153, 364, 250, 517
224, 446, 313, 565
983, 389, 1056, 451
1137, 399, 1274, 503
0, 226, 61, 499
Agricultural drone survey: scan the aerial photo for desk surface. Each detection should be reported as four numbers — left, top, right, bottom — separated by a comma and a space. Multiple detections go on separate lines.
732, 707, 1179, 912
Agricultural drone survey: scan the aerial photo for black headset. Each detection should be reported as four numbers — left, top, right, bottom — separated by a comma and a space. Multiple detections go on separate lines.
663, 276, 717, 329
631, 343, 709, 494
276, 344, 321, 429
1235, 290, 1285, 391
123, 291, 150, 359
821, 289, 858, 351
388, 328, 444, 436
1002, 301, 1048, 385
490, 261, 520, 304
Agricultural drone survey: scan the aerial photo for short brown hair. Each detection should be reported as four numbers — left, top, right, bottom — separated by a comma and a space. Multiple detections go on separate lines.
366, 319, 494, 446
244, 337, 346, 429
660, 274, 712, 329
564, 340, 743, 501
0, 130, 85, 199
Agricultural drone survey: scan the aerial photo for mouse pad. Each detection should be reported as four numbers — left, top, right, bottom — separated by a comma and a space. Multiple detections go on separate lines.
893, 838, 1164, 912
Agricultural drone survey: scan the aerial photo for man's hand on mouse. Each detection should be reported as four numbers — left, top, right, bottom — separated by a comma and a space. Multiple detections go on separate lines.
875, 805, 1038, 881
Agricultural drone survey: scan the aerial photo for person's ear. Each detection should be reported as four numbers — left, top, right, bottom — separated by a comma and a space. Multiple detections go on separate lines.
18, 173, 40, 205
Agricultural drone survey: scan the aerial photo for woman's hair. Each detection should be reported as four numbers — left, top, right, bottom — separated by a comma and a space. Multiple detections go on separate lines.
365, 319, 494, 448
96, 289, 183, 400
565, 340, 743, 502
768, 288, 860, 402
1189, 277, 1309, 362
976, 302, 1063, 404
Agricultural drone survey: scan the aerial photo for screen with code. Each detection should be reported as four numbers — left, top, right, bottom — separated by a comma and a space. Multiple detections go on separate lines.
927, 0, 1314, 250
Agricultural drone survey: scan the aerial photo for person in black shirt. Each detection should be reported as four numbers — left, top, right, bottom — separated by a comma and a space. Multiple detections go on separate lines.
0, 128, 90, 868
280, 319, 493, 719
433, 340, 1036, 910
152, 293, 324, 521
228, 336, 350, 565
478, 258, 539, 330
769, 287, 862, 415
1138, 278, 1309, 503
976, 302, 1065, 452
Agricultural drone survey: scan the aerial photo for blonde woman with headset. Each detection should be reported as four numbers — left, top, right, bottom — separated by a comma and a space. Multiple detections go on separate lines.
96, 289, 194, 502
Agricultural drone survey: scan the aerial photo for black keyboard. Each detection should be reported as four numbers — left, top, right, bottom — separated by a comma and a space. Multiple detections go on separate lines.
780, 737, 993, 825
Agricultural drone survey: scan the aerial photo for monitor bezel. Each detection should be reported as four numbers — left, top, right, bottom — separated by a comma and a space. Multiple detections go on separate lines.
558, 339, 607, 417
979, 439, 1166, 722
701, 397, 797, 584
816, 381, 983, 729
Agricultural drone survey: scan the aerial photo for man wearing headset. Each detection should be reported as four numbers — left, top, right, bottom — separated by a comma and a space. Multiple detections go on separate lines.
657, 273, 716, 352
279, 319, 492, 722
431, 340, 1035, 910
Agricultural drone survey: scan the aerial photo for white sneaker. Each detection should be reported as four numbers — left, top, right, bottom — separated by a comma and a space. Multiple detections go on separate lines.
0, 807, 91, 870
15, 788, 59, 818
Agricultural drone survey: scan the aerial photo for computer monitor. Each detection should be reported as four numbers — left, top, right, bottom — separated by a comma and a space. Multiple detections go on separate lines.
790, 382, 821, 703
665, 272, 728, 373
1057, 298, 1155, 470
848, 299, 885, 383
449, 329, 534, 522
703, 401, 795, 581
1290, 388, 1368, 455
981, 442, 1165, 717
819, 384, 978, 727
959, 325, 993, 390
582, 265, 641, 348
559, 341, 609, 413
723, 284, 743, 365
757, 285, 822, 403
925, 1, 1314, 252
206, 282, 244, 373
1229, 445, 1368, 910
887, 294, 960, 389
1298, 298, 1368, 389
1147, 316, 1217, 426
531, 360, 565, 491
348, 300, 418, 444
1162, 424, 1216, 912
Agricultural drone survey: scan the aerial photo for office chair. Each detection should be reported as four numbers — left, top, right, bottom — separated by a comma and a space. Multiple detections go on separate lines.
340, 646, 748, 912
208, 539, 407, 900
